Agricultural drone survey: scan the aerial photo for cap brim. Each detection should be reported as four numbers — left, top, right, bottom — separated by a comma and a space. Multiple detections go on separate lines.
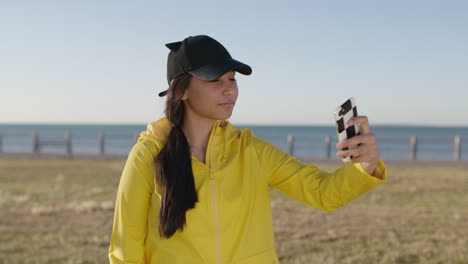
189, 58, 252, 81
158, 58, 252, 97
158, 89, 168, 97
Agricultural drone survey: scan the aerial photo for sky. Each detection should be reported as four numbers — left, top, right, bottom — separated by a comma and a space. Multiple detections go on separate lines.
1, 0, 467, 126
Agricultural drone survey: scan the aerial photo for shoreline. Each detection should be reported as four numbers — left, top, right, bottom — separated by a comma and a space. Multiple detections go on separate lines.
1, 152, 467, 167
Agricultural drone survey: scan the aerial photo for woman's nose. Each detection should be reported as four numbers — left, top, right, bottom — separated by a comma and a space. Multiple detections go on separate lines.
223, 86, 236, 96
222, 80, 237, 95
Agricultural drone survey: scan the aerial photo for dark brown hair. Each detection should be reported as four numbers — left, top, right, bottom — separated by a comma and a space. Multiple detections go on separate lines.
154, 72, 198, 239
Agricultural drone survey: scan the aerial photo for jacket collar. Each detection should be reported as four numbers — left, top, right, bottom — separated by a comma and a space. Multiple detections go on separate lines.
138, 117, 230, 144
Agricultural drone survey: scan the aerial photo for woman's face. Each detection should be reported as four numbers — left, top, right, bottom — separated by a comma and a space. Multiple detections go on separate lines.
182, 70, 238, 122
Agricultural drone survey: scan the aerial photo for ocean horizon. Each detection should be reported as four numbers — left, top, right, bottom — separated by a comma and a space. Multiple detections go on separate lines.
0, 123, 467, 160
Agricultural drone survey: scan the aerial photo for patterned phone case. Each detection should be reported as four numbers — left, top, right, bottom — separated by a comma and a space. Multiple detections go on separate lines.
333, 97, 360, 162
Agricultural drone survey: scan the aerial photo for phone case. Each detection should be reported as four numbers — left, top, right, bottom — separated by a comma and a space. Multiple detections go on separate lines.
333, 97, 360, 162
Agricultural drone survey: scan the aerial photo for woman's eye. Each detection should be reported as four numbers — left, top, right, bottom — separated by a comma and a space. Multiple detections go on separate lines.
208, 78, 236, 82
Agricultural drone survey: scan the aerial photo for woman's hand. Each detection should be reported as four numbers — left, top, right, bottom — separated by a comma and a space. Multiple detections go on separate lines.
335, 116, 381, 176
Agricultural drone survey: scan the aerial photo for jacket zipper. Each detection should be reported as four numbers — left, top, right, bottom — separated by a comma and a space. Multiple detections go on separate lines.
209, 122, 222, 264
211, 180, 222, 264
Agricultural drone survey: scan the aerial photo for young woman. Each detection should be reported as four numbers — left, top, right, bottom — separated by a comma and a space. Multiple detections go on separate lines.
108, 35, 387, 264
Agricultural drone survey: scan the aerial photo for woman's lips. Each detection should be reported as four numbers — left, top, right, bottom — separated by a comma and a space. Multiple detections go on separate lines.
220, 103, 234, 108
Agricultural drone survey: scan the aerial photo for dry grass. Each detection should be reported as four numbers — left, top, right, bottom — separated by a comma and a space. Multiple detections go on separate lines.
0, 158, 467, 264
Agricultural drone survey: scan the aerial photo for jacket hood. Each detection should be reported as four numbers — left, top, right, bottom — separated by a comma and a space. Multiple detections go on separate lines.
138, 117, 173, 144
137, 117, 230, 145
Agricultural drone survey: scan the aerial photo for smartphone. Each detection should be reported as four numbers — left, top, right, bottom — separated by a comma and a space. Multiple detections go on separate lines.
333, 97, 360, 162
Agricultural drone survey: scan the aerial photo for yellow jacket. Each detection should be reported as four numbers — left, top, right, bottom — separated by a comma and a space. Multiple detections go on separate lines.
108, 117, 387, 264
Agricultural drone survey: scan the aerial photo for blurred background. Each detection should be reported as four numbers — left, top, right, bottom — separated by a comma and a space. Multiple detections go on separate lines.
1, 1, 468, 263
1, 0, 467, 160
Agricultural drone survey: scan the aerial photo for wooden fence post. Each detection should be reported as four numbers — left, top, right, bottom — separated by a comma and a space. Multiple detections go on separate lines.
325, 136, 331, 159
33, 132, 40, 154
454, 136, 462, 161
410, 136, 417, 160
287, 134, 295, 156
98, 132, 105, 155
65, 132, 72, 155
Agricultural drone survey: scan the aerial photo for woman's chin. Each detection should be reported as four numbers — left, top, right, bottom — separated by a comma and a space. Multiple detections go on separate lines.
218, 115, 232, 120
215, 109, 234, 120
215, 112, 233, 120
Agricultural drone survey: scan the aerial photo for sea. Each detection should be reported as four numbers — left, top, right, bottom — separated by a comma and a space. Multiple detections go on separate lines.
0, 123, 467, 160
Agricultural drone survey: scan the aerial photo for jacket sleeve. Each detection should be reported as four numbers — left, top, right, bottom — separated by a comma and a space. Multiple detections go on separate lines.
108, 141, 155, 264
253, 136, 387, 212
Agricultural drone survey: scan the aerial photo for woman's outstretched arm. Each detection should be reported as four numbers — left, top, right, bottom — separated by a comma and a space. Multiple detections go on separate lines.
253, 116, 386, 212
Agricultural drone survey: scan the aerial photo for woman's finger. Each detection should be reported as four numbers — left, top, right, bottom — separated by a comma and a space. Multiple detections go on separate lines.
350, 148, 380, 163
336, 133, 375, 150
336, 144, 369, 158
348, 116, 372, 134
349, 155, 366, 163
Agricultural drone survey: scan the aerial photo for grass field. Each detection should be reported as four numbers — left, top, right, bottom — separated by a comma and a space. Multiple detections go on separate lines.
0, 157, 467, 264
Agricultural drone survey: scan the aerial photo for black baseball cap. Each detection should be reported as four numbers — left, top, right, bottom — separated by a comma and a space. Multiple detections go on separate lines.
158, 35, 252, 97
